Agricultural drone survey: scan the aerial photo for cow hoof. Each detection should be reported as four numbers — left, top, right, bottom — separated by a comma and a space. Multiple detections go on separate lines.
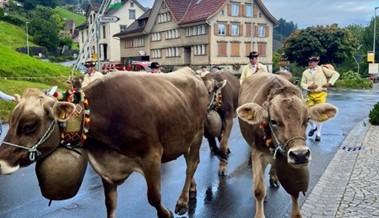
175, 202, 188, 215
269, 179, 280, 188
158, 208, 173, 218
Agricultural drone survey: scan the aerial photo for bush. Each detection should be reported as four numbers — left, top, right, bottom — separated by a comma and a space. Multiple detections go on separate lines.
0, 15, 26, 27
369, 102, 379, 125
334, 70, 372, 89
0, 8, 4, 18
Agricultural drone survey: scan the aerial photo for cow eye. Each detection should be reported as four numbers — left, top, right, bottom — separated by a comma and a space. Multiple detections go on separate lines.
270, 119, 278, 126
22, 122, 37, 134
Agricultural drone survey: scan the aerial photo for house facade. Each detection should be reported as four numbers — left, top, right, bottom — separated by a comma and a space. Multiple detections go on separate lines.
59, 19, 76, 39
76, 0, 146, 62
115, 0, 278, 73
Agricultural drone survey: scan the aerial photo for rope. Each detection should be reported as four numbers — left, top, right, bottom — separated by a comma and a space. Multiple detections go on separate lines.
2, 120, 56, 161
267, 120, 305, 159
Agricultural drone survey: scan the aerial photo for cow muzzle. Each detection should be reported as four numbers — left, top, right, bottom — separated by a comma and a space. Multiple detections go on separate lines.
287, 147, 311, 166
0, 160, 20, 175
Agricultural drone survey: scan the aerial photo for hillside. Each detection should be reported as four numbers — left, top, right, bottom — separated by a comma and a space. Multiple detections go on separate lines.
0, 21, 37, 49
0, 21, 74, 81
55, 6, 86, 26
0, 21, 77, 122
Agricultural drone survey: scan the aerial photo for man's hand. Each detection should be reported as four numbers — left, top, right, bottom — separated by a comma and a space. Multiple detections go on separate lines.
308, 83, 318, 90
322, 82, 331, 88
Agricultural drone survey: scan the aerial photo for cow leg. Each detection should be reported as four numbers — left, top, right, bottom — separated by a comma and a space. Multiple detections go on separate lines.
189, 177, 197, 197
175, 132, 202, 215
204, 128, 221, 156
252, 149, 269, 218
143, 154, 173, 218
291, 193, 302, 218
102, 179, 118, 218
218, 117, 234, 176
268, 163, 280, 188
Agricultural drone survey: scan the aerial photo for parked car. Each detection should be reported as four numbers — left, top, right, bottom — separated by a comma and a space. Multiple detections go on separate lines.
102, 61, 126, 73
127, 61, 152, 72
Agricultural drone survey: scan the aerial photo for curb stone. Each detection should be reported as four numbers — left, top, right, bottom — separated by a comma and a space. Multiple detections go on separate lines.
301, 118, 370, 218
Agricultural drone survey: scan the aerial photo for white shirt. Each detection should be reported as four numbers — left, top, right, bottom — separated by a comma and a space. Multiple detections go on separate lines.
310, 67, 318, 76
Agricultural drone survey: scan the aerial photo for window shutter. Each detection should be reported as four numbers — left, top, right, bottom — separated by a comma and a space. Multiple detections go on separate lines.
239, 24, 243, 36
254, 25, 258, 37
239, 4, 243, 17
227, 4, 231, 16
242, 4, 246, 17
265, 26, 269, 37
214, 24, 218, 35
245, 23, 251, 37
253, 5, 258, 18
227, 24, 230, 36
245, 42, 251, 56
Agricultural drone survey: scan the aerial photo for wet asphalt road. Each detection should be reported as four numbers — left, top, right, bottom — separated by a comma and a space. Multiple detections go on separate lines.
0, 86, 378, 218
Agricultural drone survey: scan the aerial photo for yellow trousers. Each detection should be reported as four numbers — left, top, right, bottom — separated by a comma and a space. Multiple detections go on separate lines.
306, 91, 327, 107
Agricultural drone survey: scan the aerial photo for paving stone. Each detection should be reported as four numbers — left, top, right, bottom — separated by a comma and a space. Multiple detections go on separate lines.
301, 119, 379, 217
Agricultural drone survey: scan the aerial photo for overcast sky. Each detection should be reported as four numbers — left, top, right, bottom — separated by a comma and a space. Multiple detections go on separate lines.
139, 0, 378, 28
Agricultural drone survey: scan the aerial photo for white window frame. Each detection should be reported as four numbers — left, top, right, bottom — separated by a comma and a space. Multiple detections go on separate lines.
152, 49, 161, 58
231, 3, 239, 16
218, 23, 226, 35
152, 32, 161, 41
231, 24, 239, 36
166, 47, 180, 57
194, 45, 206, 55
129, 9, 136, 19
258, 25, 265, 37
246, 4, 252, 17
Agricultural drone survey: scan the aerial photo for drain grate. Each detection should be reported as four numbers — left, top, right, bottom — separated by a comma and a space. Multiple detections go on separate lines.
342, 145, 364, 151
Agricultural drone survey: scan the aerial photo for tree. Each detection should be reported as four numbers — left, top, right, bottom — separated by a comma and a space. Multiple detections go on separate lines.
27, 6, 61, 51
281, 24, 358, 66
361, 16, 379, 61
23, 0, 37, 11
273, 18, 298, 51
30, 18, 60, 51
0, 7, 4, 18
274, 18, 298, 40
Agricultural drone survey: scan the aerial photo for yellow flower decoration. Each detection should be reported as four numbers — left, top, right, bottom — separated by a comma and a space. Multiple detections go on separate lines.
247, 111, 254, 120
319, 114, 329, 121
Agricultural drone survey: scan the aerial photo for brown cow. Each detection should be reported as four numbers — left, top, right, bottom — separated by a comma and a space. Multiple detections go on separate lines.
0, 67, 208, 218
201, 72, 240, 176
237, 73, 337, 218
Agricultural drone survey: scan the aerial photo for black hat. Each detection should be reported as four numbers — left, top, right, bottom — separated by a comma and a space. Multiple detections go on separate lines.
308, 56, 320, 62
247, 51, 259, 58
279, 56, 288, 61
149, 62, 160, 69
84, 61, 96, 67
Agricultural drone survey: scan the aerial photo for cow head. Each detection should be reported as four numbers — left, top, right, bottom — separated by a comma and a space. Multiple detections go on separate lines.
201, 75, 227, 109
201, 75, 227, 94
0, 88, 75, 174
237, 87, 337, 167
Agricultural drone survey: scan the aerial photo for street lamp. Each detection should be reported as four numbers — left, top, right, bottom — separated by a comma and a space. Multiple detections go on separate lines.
373, 7, 379, 63
26, 22, 29, 56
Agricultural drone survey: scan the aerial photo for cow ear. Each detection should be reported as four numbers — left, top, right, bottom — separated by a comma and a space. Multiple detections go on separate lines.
52, 102, 76, 122
14, 94, 21, 103
237, 103, 268, 125
308, 103, 338, 122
